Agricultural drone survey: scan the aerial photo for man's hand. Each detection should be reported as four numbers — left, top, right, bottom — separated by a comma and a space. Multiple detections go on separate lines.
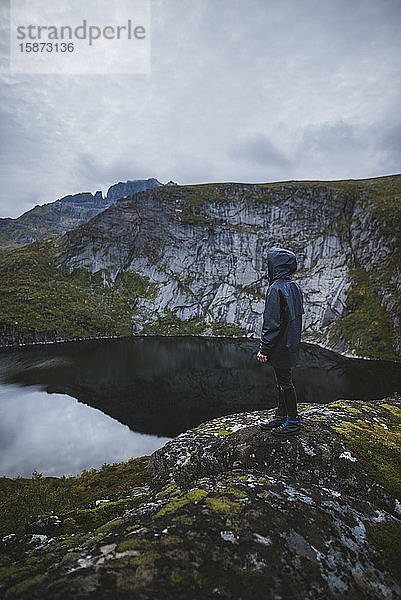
257, 351, 268, 363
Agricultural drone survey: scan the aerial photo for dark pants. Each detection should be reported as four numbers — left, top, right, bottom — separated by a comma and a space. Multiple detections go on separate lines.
273, 367, 298, 419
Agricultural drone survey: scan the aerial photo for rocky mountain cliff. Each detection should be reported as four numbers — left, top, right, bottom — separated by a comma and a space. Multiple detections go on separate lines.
54, 174, 401, 359
105, 177, 165, 203
0, 178, 165, 247
1, 397, 400, 599
0, 175, 399, 359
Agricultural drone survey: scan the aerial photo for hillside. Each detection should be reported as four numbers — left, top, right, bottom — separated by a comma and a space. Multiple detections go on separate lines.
0, 175, 400, 359
0, 178, 164, 247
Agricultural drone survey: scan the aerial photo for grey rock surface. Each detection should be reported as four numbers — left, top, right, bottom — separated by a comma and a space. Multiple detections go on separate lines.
106, 178, 163, 202
55, 177, 401, 356
0, 178, 164, 247
1, 398, 400, 599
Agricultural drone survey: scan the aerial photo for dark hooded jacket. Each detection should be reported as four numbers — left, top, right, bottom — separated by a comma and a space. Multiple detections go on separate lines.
259, 247, 304, 368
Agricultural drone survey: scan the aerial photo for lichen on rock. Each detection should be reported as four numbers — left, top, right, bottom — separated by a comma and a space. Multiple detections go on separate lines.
1, 397, 400, 599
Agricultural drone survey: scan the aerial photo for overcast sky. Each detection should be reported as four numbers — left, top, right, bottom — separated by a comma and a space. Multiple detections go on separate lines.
0, 0, 400, 218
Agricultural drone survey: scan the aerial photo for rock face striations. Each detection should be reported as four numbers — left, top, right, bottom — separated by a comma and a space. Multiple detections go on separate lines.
1, 398, 400, 599
55, 175, 401, 359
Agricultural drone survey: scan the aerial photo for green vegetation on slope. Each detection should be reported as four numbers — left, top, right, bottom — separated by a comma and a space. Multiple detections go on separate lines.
331, 267, 398, 360
141, 310, 246, 337
1, 175, 400, 351
0, 240, 246, 343
0, 240, 157, 341
358, 176, 401, 356
142, 310, 208, 335
132, 175, 401, 359
0, 457, 149, 538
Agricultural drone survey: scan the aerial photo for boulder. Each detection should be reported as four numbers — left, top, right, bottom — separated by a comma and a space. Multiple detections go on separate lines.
1, 398, 400, 599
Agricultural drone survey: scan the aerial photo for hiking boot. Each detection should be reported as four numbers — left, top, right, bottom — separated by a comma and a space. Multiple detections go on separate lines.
260, 416, 287, 431
260, 387, 288, 431
271, 417, 302, 437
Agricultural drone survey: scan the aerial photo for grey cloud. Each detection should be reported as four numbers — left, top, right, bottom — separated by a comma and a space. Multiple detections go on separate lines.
0, 2, 9, 70
73, 153, 149, 195
230, 135, 293, 170
297, 121, 367, 175
374, 123, 401, 171
228, 119, 401, 183
294, 120, 401, 178
0, 0, 400, 217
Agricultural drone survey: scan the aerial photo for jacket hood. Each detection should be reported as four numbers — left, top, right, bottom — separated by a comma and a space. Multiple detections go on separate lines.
267, 247, 297, 281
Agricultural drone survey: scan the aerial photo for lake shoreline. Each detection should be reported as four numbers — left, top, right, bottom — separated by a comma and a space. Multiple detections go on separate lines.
2, 336, 400, 479
1, 330, 398, 363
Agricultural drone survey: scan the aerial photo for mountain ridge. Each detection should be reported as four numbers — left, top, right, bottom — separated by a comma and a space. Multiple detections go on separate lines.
0, 174, 400, 360
0, 178, 168, 247
55, 174, 401, 359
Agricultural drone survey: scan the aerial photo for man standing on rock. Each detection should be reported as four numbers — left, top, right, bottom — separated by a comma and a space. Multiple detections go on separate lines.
257, 247, 304, 436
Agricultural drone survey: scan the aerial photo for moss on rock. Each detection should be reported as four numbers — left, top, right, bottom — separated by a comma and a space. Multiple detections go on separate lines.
331, 403, 401, 497
205, 496, 243, 513
2, 398, 401, 600
153, 488, 208, 518
364, 520, 401, 583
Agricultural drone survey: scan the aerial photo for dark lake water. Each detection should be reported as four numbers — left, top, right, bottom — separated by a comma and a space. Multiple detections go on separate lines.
0, 336, 400, 478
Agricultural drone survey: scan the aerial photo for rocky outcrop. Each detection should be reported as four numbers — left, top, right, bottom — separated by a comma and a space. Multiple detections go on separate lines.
106, 178, 164, 203
55, 176, 401, 358
1, 398, 400, 599
0, 178, 164, 247
0, 192, 111, 247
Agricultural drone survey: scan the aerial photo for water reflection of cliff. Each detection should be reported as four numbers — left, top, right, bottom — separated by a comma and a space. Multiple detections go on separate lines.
1, 337, 400, 437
